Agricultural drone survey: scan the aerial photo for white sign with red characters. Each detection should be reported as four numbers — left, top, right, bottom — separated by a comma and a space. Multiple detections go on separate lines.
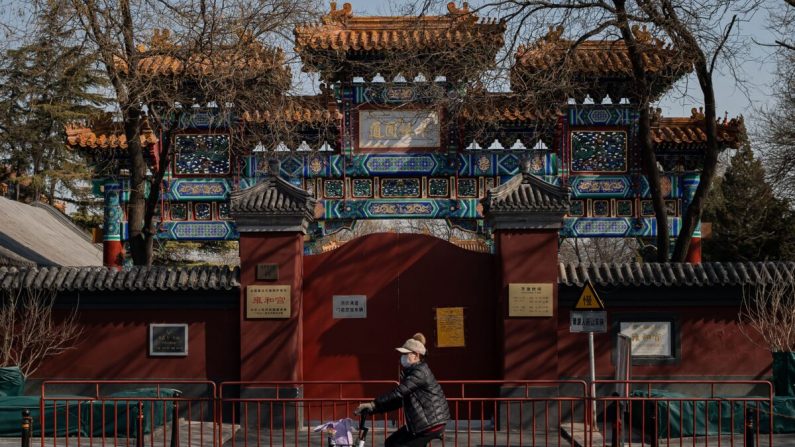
247, 285, 291, 319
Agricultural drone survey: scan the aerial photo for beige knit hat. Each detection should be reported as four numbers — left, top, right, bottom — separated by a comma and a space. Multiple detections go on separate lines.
395, 333, 427, 355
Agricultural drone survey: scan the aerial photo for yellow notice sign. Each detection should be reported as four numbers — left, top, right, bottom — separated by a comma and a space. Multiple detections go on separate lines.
436, 307, 465, 348
247, 285, 291, 319
574, 280, 605, 310
508, 283, 554, 317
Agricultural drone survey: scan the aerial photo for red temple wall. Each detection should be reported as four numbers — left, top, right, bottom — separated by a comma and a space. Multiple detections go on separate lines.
34, 308, 239, 381
555, 305, 771, 379
26, 232, 773, 383
238, 231, 305, 382
30, 300, 771, 382
302, 232, 498, 385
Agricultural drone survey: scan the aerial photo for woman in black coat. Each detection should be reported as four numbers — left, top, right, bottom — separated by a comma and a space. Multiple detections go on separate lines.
355, 333, 450, 447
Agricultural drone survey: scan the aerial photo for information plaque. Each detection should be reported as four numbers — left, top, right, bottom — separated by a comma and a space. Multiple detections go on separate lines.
436, 307, 465, 347
149, 324, 188, 356
333, 295, 367, 319
508, 283, 554, 317
247, 285, 291, 319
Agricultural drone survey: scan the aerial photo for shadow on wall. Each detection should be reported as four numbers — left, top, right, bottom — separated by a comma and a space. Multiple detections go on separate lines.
303, 232, 498, 386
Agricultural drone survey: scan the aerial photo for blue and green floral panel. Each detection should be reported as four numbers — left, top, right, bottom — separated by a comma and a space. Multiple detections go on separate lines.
174, 134, 231, 175
570, 130, 627, 173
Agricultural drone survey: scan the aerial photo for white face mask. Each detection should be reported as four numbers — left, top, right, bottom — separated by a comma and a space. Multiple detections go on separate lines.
400, 354, 412, 368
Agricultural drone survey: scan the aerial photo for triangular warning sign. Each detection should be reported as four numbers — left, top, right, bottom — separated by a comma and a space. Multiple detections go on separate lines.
574, 280, 605, 310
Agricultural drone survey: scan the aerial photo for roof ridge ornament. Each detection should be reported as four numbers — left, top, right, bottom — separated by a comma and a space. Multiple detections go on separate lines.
151, 28, 173, 50
323, 2, 353, 25
650, 107, 662, 125
544, 25, 565, 42
447, 1, 469, 15
690, 107, 705, 121
446, 2, 477, 24
631, 24, 664, 48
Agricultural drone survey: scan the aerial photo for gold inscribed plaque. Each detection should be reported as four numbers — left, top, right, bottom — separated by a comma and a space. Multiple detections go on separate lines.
436, 307, 465, 348
247, 285, 291, 319
508, 283, 554, 317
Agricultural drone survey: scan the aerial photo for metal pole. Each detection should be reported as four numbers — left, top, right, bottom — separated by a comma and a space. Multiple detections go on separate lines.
170, 392, 181, 447
136, 401, 145, 447
589, 331, 597, 426
744, 408, 755, 447
21, 409, 32, 447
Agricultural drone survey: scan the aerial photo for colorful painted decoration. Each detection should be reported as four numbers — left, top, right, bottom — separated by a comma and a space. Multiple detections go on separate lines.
324, 180, 344, 198
103, 183, 123, 242
352, 179, 373, 198
218, 202, 231, 219
429, 178, 449, 197
569, 107, 633, 126
174, 134, 231, 175
381, 178, 420, 198
616, 200, 634, 217
666, 200, 678, 216
592, 200, 610, 217
570, 130, 627, 173
194, 203, 212, 220
324, 199, 480, 219
641, 200, 655, 217
569, 200, 585, 217
158, 221, 237, 240
171, 203, 188, 220
571, 176, 630, 197
457, 178, 477, 198
168, 179, 230, 201
363, 154, 439, 175
561, 217, 682, 237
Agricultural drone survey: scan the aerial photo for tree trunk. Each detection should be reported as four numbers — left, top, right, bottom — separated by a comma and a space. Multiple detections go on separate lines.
48, 180, 56, 206
671, 59, 720, 262
639, 107, 670, 261
32, 148, 43, 202
141, 130, 172, 267
614, 0, 669, 261
124, 105, 149, 265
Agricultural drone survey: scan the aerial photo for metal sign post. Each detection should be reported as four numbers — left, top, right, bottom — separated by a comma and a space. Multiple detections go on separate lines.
588, 331, 596, 423
570, 280, 606, 428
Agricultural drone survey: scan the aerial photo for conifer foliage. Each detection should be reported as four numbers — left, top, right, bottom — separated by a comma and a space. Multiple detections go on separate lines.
0, 10, 108, 207
703, 144, 795, 261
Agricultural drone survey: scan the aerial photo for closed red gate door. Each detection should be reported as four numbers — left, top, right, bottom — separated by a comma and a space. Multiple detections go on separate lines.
303, 232, 498, 385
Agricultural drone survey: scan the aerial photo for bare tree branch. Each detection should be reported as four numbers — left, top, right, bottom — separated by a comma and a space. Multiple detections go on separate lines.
0, 288, 83, 377
739, 275, 795, 352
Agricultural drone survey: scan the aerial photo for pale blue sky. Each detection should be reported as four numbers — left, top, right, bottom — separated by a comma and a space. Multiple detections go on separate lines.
330, 0, 781, 122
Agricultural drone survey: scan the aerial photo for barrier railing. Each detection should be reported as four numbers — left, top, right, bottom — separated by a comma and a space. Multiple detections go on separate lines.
28, 379, 776, 447
218, 381, 400, 447
591, 380, 775, 447
437, 380, 590, 447
215, 380, 590, 447
39, 380, 216, 447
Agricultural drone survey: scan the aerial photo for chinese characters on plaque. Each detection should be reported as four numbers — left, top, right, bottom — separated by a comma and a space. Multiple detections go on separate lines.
333, 295, 367, 319
508, 283, 554, 317
358, 110, 440, 149
620, 322, 672, 357
436, 307, 465, 348
149, 324, 188, 356
247, 285, 291, 319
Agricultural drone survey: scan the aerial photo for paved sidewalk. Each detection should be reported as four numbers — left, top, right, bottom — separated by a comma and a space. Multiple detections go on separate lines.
0, 418, 234, 447
562, 422, 788, 447
1, 421, 794, 447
